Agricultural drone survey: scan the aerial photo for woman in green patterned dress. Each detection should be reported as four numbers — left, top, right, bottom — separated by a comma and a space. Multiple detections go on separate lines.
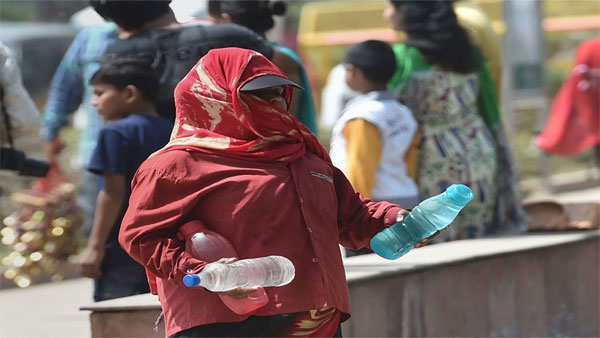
385, 0, 527, 240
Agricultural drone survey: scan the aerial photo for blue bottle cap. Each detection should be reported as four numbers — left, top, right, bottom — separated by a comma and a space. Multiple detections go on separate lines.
183, 274, 201, 287
446, 184, 474, 206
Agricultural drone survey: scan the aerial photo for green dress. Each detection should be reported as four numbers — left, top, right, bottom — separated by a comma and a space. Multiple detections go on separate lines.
388, 44, 527, 240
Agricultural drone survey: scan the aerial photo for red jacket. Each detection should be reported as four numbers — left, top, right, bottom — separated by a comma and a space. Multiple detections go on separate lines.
536, 37, 600, 155
119, 150, 402, 337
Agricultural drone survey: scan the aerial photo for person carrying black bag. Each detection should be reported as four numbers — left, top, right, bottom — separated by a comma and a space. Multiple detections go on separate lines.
90, 0, 301, 122
0, 42, 49, 177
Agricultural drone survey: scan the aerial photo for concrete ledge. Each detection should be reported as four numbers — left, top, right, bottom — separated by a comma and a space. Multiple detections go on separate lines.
81, 293, 162, 338
89, 309, 161, 338
342, 230, 599, 337
80, 293, 161, 313
81, 230, 600, 337
343, 230, 599, 281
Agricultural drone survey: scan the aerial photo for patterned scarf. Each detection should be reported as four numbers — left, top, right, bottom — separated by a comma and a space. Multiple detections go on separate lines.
157, 47, 329, 164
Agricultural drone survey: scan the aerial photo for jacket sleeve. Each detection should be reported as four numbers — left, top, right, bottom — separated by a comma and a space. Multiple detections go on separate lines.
333, 166, 404, 250
40, 29, 87, 141
119, 166, 207, 281
342, 118, 382, 198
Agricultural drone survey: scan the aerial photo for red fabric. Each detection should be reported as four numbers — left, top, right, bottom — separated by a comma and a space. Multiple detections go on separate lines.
163, 47, 329, 164
29, 162, 65, 195
147, 221, 209, 295
536, 37, 600, 156
282, 307, 342, 337
119, 151, 402, 337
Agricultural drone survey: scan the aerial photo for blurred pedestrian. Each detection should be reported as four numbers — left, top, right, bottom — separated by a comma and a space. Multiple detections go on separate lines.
79, 59, 173, 301
536, 37, 600, 159
206, 0, 318, 134
119, 47, 425, 337
41, 23, 118, 235
385, 0, 527, 240
0, 42, 48, 177
91, 0, 300, 122
320, 63, 360, 131
319, 0, 503, 131
329, 40, 418, 257
0, 42, 41, 147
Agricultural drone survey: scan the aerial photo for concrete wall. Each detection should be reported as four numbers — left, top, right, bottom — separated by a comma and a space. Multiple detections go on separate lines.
342, 232, 599, 337
81, 231, 600, 337
81, 294, 162, 338
89, 310, 161, 338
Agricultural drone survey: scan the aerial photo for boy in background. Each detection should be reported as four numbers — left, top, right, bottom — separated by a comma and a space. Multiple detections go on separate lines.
329, 40, 419, 256
79, 59, 173, 301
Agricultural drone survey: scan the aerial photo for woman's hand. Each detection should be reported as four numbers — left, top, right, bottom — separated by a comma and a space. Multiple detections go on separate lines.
395, 209, 411, 223
414, 231, 440, 248
215, 257, 260, 299
396, 210, 440, 248
218, 286, 261, 299
43, 138, 64, 163
79, 246, 105, 279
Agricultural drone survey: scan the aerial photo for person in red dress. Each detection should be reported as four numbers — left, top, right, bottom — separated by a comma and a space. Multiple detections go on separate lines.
536, 37, 600, 158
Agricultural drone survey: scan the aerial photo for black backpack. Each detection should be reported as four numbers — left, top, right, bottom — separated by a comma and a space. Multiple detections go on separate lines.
102, 24, 273, 120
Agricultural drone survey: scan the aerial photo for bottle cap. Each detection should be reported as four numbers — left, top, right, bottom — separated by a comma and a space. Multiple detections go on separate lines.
446, 184, 474, 206
183, 274, 201, 287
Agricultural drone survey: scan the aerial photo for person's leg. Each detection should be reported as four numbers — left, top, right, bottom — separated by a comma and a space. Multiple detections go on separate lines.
93, 277, 149, 302
78, 170, 101, 238
93, 279, 104, 302
94, 241, 150, 302
170, 314, 297, 337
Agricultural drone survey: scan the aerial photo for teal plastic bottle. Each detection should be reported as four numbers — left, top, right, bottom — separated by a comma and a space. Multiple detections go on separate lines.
370, 184, 474, 260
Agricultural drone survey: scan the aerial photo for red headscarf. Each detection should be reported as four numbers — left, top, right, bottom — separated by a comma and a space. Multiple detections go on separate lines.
158, 47, 329, 164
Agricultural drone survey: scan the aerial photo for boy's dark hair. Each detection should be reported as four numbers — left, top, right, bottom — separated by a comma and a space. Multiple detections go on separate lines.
344, 40, 397, 84
91, 59, 159, 102
207, 0, 286, 34
89, 0, 171, 31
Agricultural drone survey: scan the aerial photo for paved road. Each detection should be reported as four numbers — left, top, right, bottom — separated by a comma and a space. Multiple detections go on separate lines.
0, 277, 92, 338
0, 184, 598, 338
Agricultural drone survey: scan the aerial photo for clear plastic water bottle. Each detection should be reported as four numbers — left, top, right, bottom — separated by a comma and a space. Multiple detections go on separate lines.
179, 221, 271, 314
183, 255, 295, 292
370, 184, 474, 260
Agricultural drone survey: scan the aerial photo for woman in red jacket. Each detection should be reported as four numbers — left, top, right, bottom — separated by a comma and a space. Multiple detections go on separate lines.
118, 47, 419, 337
536, 37, 600, 157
